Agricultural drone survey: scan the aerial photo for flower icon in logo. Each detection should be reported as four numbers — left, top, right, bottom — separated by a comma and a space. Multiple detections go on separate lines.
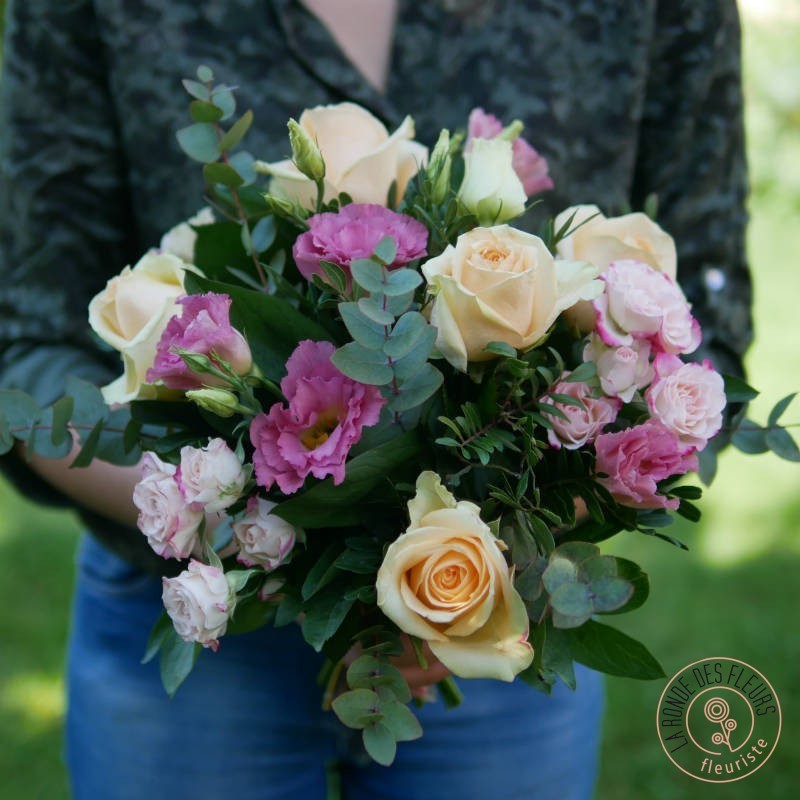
704, 697, 738, 751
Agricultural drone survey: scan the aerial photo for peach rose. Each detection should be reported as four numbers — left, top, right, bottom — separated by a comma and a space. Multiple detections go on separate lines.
555, 204, 677, 330
88, 251, 201, 404
257, 102, 427, 208
421, 226, 601, 371
376, 472, 533, 681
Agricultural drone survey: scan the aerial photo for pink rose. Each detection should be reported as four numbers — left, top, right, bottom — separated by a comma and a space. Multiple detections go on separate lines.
646, 354, 726, 451
133, 452, 203, 559
593, 260, 701, 355
249, 340, 384, 494
594, 420, 698, 510
178, 438, 247, 513
232, 497, 297, 571
162, 560, 232, 651
466, 108, 554, 196
147, 293, 252, 389
583, 334, 654, 402
540, 374, 621, 449
292, 203, 428, 285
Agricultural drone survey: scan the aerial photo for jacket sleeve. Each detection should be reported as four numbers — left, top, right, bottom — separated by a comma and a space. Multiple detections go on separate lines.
0, 0, 136, 502
631, 0, 752, 381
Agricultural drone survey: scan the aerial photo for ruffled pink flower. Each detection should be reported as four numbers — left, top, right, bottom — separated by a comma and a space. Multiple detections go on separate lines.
593, 260, 701, 355
292, 204, 428, 284
594, 419, 698, 510
249, 340, 384, 494
466, 108, 554, 196
147, 293, 252, 389
540, 374, 621, 450
646, 353, 726, 451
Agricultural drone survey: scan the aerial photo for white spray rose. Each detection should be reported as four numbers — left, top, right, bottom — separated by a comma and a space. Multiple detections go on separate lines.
232, 497, 297, 571
178, 438, 246, 513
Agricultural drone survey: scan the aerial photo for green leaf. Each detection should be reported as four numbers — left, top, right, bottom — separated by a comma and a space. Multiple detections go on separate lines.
484, 341, 517, 358
357, 297, 395, 326
331, 688, 380, 728
190, 99, 224, 122
250, 215, 277, 253
347, 656, 411, 703
351, 260, 388, 294
541, 619, 576, 690
219, 109, 254, 151
388, 363, 443, 413
383, 268, 423, 297
554, 541, 600, 564
732, 421, 769, 454
383, 312, 426, 359
225, 596, 276, 635
211, 85, 236, 120
588, 576, 634, 613
196, 65, 214, 82
159, 630, 201, 697
301, 583, 357, 651
380, 701, 422, 742
390, 327, 438, 381
564, 361, 597, 383
301, 543, 341, 600
373, 235, 398, 265
675, 499, 701, 522
363, 722, 397, 766
182, 78, 210, 100
722, 373, 759, 403
578, 555, 617, 582
49, 395, 74, 447
176, 122, 220, 163
697, 446, 718, 486
567, 620, 666, 680
604, 557, 650, 614
70, 419, 104, 467
0, 390, 41, 442
320, 261, 348, 295
142, 612, 173, 664
339, 302, 387, 350
190, 221, 253, 279
27, 407, 74, 459
274, 430, 422, 528
542, 556, 578, 595
766, 427, 800, 462
768, 392, 796, 426
331, 342, 394, 385
203, 162, 244, 187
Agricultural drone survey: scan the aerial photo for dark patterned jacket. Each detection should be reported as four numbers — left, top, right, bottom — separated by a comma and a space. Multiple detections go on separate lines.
0, 0, 752, 568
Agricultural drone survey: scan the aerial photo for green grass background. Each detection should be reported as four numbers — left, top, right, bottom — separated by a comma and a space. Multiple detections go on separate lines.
1, 3, 798, 798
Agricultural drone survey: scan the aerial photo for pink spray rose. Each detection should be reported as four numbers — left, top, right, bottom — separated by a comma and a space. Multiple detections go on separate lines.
132, 452, 203, 559
146, 293, 252, 389
583, 334, 654, 402
593, 260, 701, 356
178, 438, 247, 513
594, 420, 699, 510
232, 497, 297, 571
162, 560, 232, 651
292, 203, 428, 284
646, 353, 726, 451
466, 107, 554, 196
540, 374, 621, 450
249, 340, 385, 494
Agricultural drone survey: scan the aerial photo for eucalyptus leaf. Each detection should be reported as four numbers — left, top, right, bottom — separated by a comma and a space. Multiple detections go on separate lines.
722, 374, 759, 403
228, 151, 257, 185
159, 630, 201, 697
390, 327, 438, 381
182, 78, 210, 100
357, 297, 395, 326
211, 85, 236, 120
363, 722, 397, 766
549, 582, 593, 621
219, 109, 254, 151
50, 395, 74, 447
331, 688, 381, 729
766, 427, 800, 462
176, 122, 220, 163
203, 162, 244, 187
380, 701, 422, 742
351, 259, 387, 294
589, 576, 634, 613
331, 342, 394, 385
383, 268, 423, 297
196, 65, 214, 82
388, 363, 443, 413
339, 302, 387, 349
190, 99, 224, 122
768, 392, 796, 426
383, 312, 427, 359
373, 236, 398, 265
732, 422, 769, 454
541, 619, 576, 690
542, 556, 578, 595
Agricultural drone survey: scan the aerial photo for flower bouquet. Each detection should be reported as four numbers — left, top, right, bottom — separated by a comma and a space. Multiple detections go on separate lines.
1, 67, 797, 766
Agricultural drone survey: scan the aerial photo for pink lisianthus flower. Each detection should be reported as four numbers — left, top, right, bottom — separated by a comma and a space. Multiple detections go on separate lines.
292, 204, 428, 284
146, 293, 252, 389
594, 419, 698, 510
645, 353, 726, 451
249, 340, 385, 494
466, 107, 554, 196
593, 260, 701, 356
540, 373, 621, 450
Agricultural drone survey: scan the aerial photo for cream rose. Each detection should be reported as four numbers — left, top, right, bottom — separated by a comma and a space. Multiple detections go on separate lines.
457, 137, 527, 225
555, 204, 677, 331
88, 251, 200, 404
256, 102, 427, 208
376, 472, 533, 681
159, 207, 215, 264
421, 226, 601, 371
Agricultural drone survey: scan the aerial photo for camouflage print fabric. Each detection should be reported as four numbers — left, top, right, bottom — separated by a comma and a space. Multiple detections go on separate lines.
0, 0, 752, 569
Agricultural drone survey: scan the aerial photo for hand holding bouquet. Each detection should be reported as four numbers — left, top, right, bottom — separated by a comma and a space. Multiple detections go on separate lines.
2, 66, 797, 766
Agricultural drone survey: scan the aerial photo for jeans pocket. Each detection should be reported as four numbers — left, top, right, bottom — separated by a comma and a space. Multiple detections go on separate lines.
76, 533, 159, 597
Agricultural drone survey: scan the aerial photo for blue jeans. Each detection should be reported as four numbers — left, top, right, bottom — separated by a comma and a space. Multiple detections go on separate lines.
66, 535, 604, 800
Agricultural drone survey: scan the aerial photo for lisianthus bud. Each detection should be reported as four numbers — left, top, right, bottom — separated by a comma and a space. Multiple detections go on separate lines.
287, 118, 326, 183
186, 388, 241, 417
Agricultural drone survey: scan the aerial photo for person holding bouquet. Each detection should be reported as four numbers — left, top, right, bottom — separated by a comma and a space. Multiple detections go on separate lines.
0, 1, 751, 798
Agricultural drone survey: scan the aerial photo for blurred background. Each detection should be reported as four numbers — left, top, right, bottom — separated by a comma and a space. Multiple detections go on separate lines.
1, 1, 798, 797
